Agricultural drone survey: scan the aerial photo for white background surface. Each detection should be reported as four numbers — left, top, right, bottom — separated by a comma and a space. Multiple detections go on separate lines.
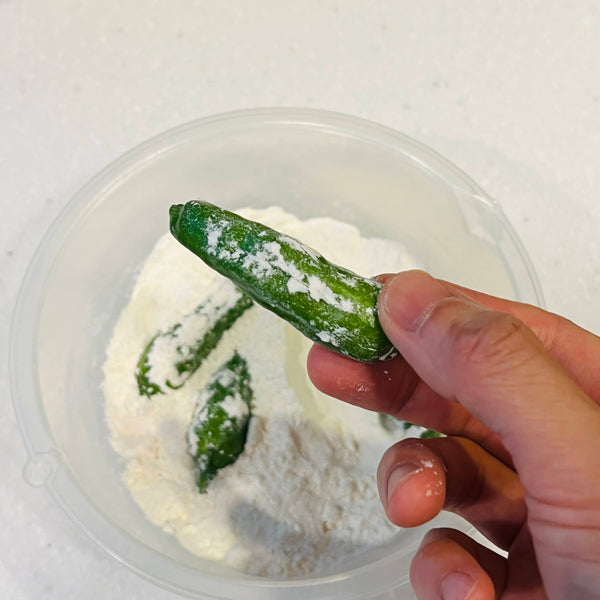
1, 2, 599, 598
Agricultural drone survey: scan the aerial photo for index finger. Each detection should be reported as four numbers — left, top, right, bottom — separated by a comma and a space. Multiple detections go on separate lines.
307, 344, 507, 462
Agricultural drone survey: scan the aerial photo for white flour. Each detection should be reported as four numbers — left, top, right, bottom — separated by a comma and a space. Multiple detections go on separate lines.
103, 206, 421, 577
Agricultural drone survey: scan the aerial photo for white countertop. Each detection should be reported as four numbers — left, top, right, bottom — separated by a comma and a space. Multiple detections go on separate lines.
2, 2, 599, 598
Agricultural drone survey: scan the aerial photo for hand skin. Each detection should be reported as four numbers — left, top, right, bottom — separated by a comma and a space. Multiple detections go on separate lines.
307, 270, 600, 600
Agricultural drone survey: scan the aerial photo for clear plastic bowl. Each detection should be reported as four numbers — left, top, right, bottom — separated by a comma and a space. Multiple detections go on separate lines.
10, 108, 543, 599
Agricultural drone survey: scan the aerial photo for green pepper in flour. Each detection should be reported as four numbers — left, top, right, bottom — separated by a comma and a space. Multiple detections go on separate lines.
187, 352, 253, 493
135, 280, 253, 397
169, 201, 397, 363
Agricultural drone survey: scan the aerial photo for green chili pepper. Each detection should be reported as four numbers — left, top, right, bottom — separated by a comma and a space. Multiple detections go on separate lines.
187, 352, 253, 493
169, 201, 397, 363
136, 280, 253, 396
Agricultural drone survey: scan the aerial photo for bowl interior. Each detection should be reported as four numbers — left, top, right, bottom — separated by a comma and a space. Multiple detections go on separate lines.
16, 110, 541, 598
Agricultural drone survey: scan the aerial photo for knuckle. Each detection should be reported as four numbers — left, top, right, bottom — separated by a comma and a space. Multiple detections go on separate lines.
449, 310, 533, 371
386, 373, 421, 417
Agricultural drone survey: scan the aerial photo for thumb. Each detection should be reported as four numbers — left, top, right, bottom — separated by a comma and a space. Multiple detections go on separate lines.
378, 270, 600, 498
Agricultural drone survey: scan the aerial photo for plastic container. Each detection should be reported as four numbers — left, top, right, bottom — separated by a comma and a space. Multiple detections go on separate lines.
10, 108, 543, 599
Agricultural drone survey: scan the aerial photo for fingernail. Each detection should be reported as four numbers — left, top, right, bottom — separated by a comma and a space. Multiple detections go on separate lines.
386, 464, 420, 504
379, 270, 451, 332
441, 572, 476, 600
372, 273, 395, 284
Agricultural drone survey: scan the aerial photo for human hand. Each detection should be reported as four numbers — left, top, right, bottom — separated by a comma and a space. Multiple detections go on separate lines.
307, 270, 600, 600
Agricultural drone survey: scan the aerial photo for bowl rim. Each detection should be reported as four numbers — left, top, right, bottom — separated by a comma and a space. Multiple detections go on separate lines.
9, 107, 544, 598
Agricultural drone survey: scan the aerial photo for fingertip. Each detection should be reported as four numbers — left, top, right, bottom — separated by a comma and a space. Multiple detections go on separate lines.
306, 343, 330, 388
306, 343, 358, 395
378, 270, 450, 336
307, 343, 411, 411
385, 465, 445, 527
378, 441, 446, 527
411, 530, 498, 600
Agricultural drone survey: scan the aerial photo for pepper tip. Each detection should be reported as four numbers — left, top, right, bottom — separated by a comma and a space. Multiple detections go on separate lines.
169, 204, 185, 235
